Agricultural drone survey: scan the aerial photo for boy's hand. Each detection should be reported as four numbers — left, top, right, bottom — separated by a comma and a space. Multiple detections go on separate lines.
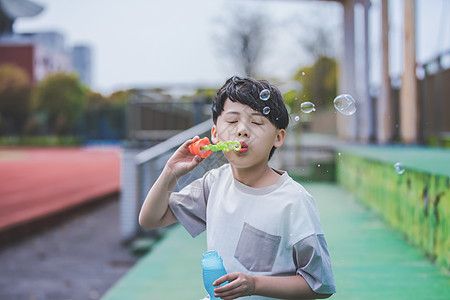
165, 136, 205, 179
213, 272, 255, 300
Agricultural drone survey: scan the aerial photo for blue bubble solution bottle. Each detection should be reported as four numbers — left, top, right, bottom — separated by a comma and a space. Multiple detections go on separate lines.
201, 251, 228, 300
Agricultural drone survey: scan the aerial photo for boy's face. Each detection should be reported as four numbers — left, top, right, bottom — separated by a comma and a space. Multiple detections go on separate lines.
211, 98, 285, 168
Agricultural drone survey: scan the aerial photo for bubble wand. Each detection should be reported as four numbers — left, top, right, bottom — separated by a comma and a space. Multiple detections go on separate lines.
189, 137, 241, 158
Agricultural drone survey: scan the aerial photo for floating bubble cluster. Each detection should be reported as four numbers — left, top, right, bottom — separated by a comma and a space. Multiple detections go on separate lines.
259, 89, 271, 101
300, 102, 316, 113
393, 162, 405, 175
333, 94, 357, 115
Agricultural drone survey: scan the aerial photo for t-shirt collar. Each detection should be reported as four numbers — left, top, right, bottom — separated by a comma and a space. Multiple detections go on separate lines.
231, 167, 288, 195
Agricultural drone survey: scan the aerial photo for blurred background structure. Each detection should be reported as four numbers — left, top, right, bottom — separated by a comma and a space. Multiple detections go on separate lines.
0, 0, 449, 299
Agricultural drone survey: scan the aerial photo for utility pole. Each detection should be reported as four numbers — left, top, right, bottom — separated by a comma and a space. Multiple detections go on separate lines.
377, 0, 392, 144
399, 0, 418, 144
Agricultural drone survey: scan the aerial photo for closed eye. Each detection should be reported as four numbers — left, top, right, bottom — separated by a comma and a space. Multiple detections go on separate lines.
252, 122, 263, 125
227, 121, 238, 124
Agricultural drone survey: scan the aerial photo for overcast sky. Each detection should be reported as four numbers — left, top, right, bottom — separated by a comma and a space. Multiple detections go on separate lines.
14, 0, 450, 95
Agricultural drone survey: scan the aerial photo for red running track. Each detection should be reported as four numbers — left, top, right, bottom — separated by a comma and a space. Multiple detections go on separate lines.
0, 147, 120, 234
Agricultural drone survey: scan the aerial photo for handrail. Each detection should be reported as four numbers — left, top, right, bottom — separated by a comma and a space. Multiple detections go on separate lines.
134, 119, 213, 165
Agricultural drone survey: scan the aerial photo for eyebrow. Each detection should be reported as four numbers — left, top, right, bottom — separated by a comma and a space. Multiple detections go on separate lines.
225, 111, 264, 116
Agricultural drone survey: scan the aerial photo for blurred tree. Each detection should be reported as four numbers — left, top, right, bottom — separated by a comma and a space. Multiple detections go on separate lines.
191, 88, 217, 102
281, 4, 339, 110
78, 89, 129, 141
287, 5, 339, 61
0, 64, 32, 135
84, 89, 131, 109
212, 6, 269, 77
283, 89, 301, 113
294, 56, 337, 108
284, 7, 339, 112
33, 73, 86, 135
107, 90, 130, 107
85, 89, 106, 109
283, 56, 337, 113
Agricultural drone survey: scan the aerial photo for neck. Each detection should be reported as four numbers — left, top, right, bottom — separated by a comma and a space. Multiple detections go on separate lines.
230, 163, 280, 188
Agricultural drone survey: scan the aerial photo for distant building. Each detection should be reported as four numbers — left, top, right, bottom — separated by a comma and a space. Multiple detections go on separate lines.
0, 32, 92, 86
0, 32, 72, 83
0, 0, 92, 87
71, 45, 92, 87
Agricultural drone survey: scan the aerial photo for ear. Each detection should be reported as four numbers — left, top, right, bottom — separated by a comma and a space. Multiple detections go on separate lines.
273, 129, 286, 148
211, 125, 219, 144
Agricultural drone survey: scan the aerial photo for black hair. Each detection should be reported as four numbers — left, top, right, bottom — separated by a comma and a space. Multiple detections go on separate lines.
212, 75, 289, 160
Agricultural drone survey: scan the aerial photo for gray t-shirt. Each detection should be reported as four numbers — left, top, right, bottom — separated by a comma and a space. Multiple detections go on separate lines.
169, 164, 336, 298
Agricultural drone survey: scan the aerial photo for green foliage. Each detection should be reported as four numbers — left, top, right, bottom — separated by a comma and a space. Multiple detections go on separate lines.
294, 56, 337, 108
33, 73, 86, 135
191, 88, 217, 102
0, 64, 32, 134
107, 90, 130, 106
85, 89, 105, 108
0, 135, 82, 146
85, 89, 130, 109
282, 89, 301, 112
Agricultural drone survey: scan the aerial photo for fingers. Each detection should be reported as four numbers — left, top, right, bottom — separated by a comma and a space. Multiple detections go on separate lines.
184, 136, 200, 148
213, 273, 236, 287
215, 287, 245, 300
214, 272, 254, 299
213, 273, 239, 294
185, 155, 204, 173
176, 136, 199, 153
193, 155, 205, 165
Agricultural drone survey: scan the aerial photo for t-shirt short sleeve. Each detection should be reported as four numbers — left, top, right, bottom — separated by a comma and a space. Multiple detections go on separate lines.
168, 171, 211, 237
293, 234, 337, 294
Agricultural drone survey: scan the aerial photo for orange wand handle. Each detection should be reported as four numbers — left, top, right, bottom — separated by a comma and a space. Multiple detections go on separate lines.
189, 137, 212, 158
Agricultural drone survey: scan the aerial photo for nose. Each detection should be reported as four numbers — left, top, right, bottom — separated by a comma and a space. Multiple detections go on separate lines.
237, 125, 250, 138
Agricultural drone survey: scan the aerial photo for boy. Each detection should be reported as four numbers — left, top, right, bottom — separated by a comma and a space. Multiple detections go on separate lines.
139, 76, 336, 299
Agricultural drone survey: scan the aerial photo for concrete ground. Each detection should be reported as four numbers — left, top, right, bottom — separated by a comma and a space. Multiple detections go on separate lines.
0, 197, 139, 300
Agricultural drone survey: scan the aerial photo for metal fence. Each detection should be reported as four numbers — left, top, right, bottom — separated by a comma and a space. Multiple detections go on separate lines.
383, 50, 450, 146
126, 90, 210, 143
418, 51, 450, 146
120, 119, 228, 242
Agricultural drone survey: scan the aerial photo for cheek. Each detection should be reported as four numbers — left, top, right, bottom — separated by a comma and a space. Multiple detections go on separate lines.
218, 126, 237, 139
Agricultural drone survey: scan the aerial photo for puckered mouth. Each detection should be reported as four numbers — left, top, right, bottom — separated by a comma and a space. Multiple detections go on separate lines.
237, 141, 248, 153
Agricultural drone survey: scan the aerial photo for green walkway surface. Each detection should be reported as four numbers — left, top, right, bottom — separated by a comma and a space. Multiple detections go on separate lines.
102, 183, 449, 300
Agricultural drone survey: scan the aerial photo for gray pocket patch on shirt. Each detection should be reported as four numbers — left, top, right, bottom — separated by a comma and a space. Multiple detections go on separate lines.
234, 222, 281, 272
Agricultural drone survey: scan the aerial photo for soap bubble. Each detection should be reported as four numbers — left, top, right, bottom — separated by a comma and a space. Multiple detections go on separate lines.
333, 94, 356, 115
262, 106, 271, 115
300, 102, 316, 113
393, 162, 405, 175
259, 89, 270, 101
302, 72, 306, 76
294, 115, 300, 122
